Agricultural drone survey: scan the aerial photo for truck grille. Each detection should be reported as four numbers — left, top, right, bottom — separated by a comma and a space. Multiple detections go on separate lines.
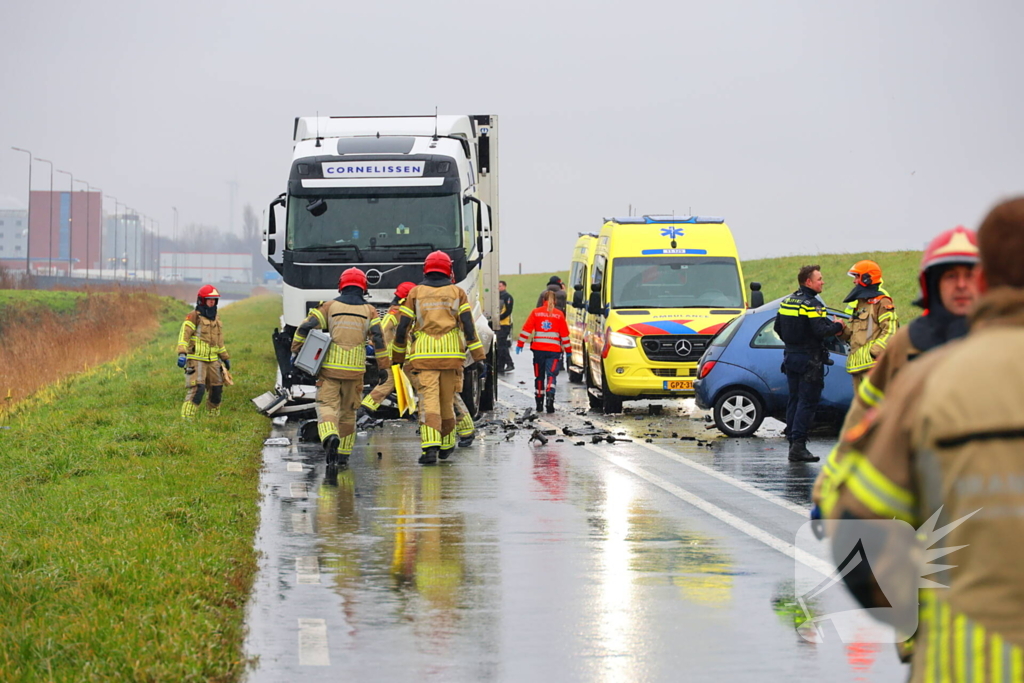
640, 335, 711, 363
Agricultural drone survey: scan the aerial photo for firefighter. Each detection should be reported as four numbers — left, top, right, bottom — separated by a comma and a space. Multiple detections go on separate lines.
773, 265, 845, 462
360, 281, 416, 414
815, 227, 980, 514
517, 290, 572, 413
840, 260, 898, 390
291, 268, 389, 467
176, 284, 230, 418
827, 197, 1024, 680
496, 280, 515, 373
392, 251, 486, 465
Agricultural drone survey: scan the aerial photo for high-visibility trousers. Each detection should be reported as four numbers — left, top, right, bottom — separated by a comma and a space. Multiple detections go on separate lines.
361, 366, 395, 411
316, 377, 362, 456
409, 368, 459, 450
181, 359, 225, 418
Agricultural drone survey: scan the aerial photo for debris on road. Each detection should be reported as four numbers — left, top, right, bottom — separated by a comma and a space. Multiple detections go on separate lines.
263, 437, 291, 446
529, 430, 548, 445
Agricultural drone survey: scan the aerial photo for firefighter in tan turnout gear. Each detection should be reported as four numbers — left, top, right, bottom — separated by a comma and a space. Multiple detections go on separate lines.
176, 284, 231, 418
392, 251, 486, 465
360, 281, 416, 414
292, 268, 390, 467
839, 260, 898, 390
827, 197, 1024, 682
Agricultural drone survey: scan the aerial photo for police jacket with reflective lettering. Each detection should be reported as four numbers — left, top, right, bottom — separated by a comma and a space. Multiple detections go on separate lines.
773, 286, 844, 353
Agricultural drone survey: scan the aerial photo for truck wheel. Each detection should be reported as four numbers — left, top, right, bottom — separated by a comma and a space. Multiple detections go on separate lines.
600, 366, 624, 414
461, 364, 482, 418
480, 345, 497, 412
712, 389, 764, 437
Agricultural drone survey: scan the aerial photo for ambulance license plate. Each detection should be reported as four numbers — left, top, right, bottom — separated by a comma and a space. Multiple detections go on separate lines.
663, 380, 693, 391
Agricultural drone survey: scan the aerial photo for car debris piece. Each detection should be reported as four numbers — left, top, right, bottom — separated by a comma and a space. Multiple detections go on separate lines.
561, 426, 609, 437
529, 430, 549, 445
263, 437, 291, 446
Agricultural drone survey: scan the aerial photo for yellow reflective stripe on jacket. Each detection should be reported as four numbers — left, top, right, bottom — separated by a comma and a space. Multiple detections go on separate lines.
311, 307, 327, 328
844, 451, 916, 523
467, 338, 483, 352
399, 305, 415, 318
920, 592, 1024, 683
177, 319, 196, 346
409, 328, 464, 360
321, 343, 366, 372
858, 376, 884, 408
459, 302, 472, 314
818, 444, 846, 517
847, 344, 878, 374
779, 301, 826, 318
187, 337, 220, 361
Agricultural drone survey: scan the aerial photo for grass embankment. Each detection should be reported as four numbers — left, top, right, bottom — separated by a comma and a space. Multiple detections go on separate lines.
499, 250, 924, 336
0, 295, 280, 681
0, 290, 167, 416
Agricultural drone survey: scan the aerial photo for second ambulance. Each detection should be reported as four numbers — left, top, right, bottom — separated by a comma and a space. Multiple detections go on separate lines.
582, 215, 746, 413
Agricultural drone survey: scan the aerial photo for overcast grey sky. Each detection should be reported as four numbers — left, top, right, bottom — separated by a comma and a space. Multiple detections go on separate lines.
2, 0, 1022, 273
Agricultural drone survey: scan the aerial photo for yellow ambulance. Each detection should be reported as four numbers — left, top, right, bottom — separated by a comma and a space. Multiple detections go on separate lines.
566, 233, 597, 382
583, 215, 747, 413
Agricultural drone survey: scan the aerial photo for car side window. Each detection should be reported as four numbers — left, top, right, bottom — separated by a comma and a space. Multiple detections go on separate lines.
751, 320, 785, 348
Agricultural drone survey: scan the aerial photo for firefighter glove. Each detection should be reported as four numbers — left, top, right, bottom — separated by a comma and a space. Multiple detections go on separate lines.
177, 354, 186, 368
222, 358, 231, 371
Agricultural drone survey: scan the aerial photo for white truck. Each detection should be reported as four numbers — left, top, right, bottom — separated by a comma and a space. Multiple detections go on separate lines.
259, 114, 500, 417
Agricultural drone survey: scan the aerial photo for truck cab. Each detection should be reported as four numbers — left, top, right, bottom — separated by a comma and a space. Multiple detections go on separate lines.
584, 215, 746, 413
262, 115, 500, 416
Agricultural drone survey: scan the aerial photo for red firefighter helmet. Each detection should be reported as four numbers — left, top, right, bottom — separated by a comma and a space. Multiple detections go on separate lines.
395, 281, 416, 300
197, 284, 221, 299
338, 267, 368, 292
424, 250, 453, 277
847, 260, 883, 287
917, 226, 979, 308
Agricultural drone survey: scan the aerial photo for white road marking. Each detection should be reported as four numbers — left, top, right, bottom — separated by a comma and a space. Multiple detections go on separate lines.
498, 381, 806, 515
579, 440, 833, 577
296, 556, 321, 584
291, 512, 314, 534
297, 618, 330, 666
289, 482, 309, 498
287, 462, 304, 472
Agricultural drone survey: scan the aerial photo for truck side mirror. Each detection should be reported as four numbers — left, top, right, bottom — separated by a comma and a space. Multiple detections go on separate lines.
267, 193, 286, 236
587, 283, 603, 315
749, 281, 764, 309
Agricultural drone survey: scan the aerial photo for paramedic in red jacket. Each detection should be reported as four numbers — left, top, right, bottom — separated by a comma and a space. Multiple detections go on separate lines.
517, 290, 572, 413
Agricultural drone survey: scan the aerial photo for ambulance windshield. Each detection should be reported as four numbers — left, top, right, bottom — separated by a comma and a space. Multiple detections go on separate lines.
611, 256, 743, 309
286, 191, 461, 251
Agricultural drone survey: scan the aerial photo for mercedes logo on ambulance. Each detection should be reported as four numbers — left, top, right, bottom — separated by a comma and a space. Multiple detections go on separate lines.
674, 339, 693, 357
365, 269, 383, 286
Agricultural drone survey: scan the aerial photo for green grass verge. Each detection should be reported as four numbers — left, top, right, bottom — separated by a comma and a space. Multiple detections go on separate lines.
0, 295, 280, 682
0, 290, 87, 320
500, 250, 924, 336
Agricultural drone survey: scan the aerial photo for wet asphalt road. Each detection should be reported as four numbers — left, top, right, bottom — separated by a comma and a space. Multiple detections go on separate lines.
242, 362, 906, 682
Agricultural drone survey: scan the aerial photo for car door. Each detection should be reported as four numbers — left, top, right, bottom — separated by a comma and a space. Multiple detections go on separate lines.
745, 315, 788, 417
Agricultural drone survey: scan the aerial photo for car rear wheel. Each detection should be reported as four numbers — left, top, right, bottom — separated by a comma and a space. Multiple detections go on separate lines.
713, 389, 764, 437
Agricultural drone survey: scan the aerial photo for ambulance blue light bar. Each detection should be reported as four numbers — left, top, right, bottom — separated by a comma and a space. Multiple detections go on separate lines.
604, 215, 725, 224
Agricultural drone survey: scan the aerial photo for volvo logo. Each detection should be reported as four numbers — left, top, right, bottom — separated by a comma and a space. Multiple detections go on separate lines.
674, 339, 693, 357
365, 269, 383, 286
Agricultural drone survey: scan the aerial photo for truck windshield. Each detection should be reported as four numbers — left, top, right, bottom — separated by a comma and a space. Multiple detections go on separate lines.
286, 192, 461, 251
611, 256, 743, 309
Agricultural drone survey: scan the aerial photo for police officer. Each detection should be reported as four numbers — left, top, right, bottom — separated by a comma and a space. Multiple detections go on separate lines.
774, 265, 845, 462
827, 197, 1024, 680
292, 268, 389, 467
496, 280, 515, 373
840, 260, 898, 390
177, 284, 230, 418
392, 251, 486, 465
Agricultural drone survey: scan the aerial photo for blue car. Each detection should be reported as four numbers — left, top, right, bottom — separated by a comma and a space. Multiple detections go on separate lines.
694, 299, 853, 437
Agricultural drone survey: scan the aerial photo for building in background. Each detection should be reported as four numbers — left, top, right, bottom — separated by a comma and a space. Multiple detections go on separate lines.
0, 196, 28, 269
160, 252, 252, 283
28, 190, 103, 274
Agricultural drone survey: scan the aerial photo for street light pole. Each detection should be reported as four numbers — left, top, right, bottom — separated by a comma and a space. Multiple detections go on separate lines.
125, 208, 136, 281
34, 157, 53, 276
171, 206, 178, 279
104, 195, 120, 280
10, 147, 32, 276
56, 169, 73, 277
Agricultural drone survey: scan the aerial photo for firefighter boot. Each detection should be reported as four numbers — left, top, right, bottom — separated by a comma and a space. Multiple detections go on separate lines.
545, 396, 555, 414
535, 396, 544, 412
419, 446, 439, 465
439, 446, 455, 460
323, 435, 340, 467
788, 439, 819, 463
458, 433, 475, 448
